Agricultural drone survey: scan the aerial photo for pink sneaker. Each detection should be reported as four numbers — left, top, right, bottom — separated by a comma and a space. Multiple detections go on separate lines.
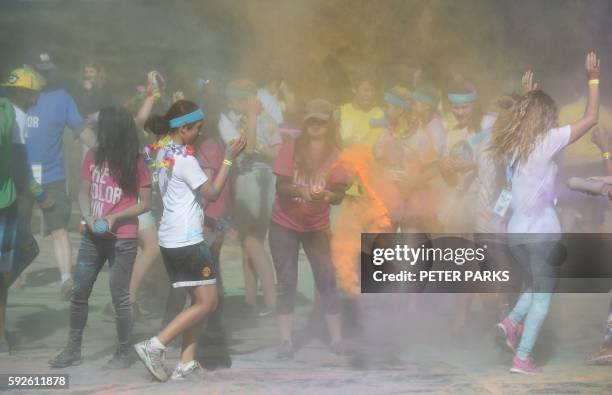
510, 356, 543, 375
496, 317, 518, 353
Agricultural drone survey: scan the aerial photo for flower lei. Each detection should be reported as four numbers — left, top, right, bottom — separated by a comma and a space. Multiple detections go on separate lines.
143, 135, 195, 169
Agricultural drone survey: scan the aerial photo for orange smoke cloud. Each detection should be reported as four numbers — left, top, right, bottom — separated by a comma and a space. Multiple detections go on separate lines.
331, 144, 399, 295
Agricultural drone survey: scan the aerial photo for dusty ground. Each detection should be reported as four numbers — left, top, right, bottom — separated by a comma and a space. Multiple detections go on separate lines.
1, 231, 611, 395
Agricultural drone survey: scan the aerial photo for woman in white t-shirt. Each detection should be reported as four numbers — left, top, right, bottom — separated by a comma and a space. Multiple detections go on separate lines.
491, 53, 601, 375
134, 100, 245, 381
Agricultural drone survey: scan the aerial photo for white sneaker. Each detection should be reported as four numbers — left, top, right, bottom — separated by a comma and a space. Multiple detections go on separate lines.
171, 360, 202, 380
134, 340, 168, 381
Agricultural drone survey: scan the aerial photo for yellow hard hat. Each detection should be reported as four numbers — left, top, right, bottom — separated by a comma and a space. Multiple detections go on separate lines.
2, 66, 45, 90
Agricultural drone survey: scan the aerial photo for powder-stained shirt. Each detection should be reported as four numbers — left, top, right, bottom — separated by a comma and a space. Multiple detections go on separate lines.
157, 150, 208, 248
271, 141, 348, 232
82, 150, 150, 238
507, 125, 572, 235
338, 103, 385, 197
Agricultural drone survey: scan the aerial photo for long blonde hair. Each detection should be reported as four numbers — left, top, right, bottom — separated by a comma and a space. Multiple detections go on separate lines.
489, 90, 558, 166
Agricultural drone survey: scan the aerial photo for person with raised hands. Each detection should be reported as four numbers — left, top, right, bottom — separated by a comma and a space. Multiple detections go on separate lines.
492, 52, 600, 374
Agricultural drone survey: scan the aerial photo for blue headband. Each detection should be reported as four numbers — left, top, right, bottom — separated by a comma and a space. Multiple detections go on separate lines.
448, 91, 478, 104
384, 91, 410, 109
169, 109, 205, 128
412, 90, 437, 106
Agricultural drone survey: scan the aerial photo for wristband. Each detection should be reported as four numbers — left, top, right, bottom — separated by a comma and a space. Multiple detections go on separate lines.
588, 79, 600, 85
223, 159, 233, 166
603, 152, 610, 160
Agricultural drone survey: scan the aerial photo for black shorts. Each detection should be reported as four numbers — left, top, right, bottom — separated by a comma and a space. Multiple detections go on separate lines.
160, 241, 217, 288
18, 180, 72, 235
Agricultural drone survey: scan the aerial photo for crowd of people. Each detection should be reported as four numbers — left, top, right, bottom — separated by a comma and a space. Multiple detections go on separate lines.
0, 49, 610, 382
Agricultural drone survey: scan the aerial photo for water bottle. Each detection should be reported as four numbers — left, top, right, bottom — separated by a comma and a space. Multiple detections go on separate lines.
93, 219, 109, 234
147, 71, 163, 99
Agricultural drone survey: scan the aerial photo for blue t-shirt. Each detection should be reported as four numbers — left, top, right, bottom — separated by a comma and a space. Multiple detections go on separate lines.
25, 90, 83, 185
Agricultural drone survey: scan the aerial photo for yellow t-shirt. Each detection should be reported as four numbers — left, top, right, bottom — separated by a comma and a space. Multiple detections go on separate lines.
339, 103, 385, 148
338, 103, 384, 196
558, 99, 612, 167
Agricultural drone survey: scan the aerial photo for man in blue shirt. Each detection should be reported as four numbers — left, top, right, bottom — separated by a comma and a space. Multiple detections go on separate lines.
19, 51, 91, 299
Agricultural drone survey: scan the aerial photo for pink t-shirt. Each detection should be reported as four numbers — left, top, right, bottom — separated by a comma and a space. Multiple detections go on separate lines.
271, 141, 349, 232
197, 138, 230, 221
82, 150, 151, 238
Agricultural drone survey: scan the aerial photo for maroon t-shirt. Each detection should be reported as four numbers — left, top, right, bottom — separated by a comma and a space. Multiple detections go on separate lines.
271, 141, 348, 232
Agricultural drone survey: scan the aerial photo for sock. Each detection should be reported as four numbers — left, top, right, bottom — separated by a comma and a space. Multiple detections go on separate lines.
61, 272, 71, 283
150, 336, 166, 350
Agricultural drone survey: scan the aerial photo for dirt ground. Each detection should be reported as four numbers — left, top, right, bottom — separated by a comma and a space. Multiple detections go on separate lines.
1, 231, 611, 395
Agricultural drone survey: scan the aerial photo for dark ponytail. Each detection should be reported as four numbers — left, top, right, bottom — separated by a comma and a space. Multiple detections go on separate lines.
144, 100, 200, 136
144, 114, 170, 136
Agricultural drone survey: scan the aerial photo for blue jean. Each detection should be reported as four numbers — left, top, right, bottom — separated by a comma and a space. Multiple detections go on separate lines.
69, 232, 137, 349
508, 291, 552, 359
507, 242, 562, 359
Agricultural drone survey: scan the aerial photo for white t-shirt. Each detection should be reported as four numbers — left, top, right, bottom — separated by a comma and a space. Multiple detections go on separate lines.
507, 125, 571, 234
12, 105, 27, 144
218, 111, 282, 147
257, 88, 284, 124
157, 149, 209, 248
218, 110, 282, 170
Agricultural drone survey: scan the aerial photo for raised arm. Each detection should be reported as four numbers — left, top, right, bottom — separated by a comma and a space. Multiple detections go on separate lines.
134, 86, 156, 129
569, 52, 601, 144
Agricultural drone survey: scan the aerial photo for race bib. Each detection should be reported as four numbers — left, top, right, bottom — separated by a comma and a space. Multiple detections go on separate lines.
492, 189, 512, 218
